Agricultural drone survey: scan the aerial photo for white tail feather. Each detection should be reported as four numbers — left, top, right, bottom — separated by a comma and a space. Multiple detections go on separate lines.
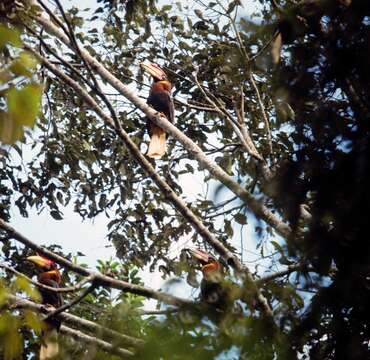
147, 126, 166, 159
40, 328, 59, 360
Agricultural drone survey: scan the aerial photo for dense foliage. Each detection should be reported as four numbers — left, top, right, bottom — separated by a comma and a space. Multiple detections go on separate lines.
0, 0, 369, 359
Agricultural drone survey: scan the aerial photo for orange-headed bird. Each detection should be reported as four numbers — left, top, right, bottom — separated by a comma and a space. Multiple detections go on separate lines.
188, 248, 228, 310
140, 62, 174, 159
27, 254, 63, 360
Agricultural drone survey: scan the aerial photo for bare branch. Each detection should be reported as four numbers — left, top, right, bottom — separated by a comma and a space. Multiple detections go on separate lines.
42, 284, 96, 322
6, 294, 140, 352
174, 97, 217, 112
256, 264, 309, 285
0, 219, 193, 308
248, 72, 273, 154
10, 293, 144, 346
22, 1, 292, 240
60, 325, 134, 357
137, 308, 178, 316
248, 31, 280, 64
0, 262, 94, 293
194, 73, 267, 164
20, 50, 275, 316
220, 3, 273, 155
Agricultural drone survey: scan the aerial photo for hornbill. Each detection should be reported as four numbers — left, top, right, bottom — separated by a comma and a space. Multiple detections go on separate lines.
27, 254, 63, 360
188, 248, 229, 310
140, 62, 174, 159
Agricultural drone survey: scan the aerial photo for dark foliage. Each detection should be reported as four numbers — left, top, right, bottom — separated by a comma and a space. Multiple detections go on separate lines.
273, 1, 370, 358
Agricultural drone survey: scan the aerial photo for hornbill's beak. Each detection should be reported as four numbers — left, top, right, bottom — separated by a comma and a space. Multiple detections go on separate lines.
26, 255, 53, 269
188, 248, 212, 264
140, 62, 167, 81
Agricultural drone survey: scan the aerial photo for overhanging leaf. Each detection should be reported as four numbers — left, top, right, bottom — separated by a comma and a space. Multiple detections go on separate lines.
7, 83, 42, 127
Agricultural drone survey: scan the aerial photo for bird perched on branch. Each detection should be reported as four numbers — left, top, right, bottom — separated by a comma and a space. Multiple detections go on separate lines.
188, 248, 229, 311
27, 254, 63, 360
140, 62, 174, 159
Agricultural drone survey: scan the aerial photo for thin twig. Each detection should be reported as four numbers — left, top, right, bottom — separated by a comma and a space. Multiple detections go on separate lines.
220, 1, 274, 155
6, 294, 144, 346
256, 264, 310, 285
60, 325, 134, 357
174, 97, 217, 112
42, 284, 96, 321
193, 73, 253, 154
248, 31, 280, 64
137, 308, 178, 316
0, 262, 94, 293
248, 72, 273, 154
6, 295, 137, 355
0, 218, 193, 307
25, 2, 293, 238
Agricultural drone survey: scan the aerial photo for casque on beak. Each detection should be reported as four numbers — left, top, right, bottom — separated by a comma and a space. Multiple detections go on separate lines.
26, 255, 53, 269
140, 62, 167, 81
188, 248, 212, 264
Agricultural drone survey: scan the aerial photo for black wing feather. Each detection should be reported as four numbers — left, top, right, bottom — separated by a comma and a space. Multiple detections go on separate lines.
147, 91, 174, 123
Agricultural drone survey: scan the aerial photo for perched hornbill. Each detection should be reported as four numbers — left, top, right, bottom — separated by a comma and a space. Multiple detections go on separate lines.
27, 254, 63, 360
140, 62, 174, 159
188, 248, 229, 310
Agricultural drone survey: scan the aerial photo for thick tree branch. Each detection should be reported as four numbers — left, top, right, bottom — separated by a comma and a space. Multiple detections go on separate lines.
256, 264, 310, 285
22, 50, 274, 316
0, 262, 94, 293
22, 0, 292, 241
42, 284, 96, 322
137, 308, 178, 316
60, 325, 134, 357
6, 294, 140, 352
0, 219, 193, 308
9, 294, 144, 347
256, 264, 315, 286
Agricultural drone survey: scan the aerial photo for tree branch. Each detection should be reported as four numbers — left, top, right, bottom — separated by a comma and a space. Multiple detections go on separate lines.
0, 262, 94, 293
0, 219, 193, 308
42, 284, 96, 322
22, 0, 292, 240
194, 73, 259, 159
60, 325, 134, 357
256, 264, 309, 285
22, 49, 274, 316
12, 293, 144, 347
6, 294, 139, 353
137, 308, 178, 316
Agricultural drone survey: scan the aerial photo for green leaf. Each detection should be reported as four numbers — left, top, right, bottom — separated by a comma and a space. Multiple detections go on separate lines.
7, 83, 42, 127
0, 111, 24, 144
12, 276, 41, 301
24, 310, 42, 334
161, 5, 172, 12
0, 311, 23, 360
271, 240, 284, 254
9, 52, 39, 78
0, 25, 21, 48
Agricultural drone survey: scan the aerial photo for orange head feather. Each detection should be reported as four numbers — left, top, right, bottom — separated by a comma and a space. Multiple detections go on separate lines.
39, 269, 62, 285
201, 261, 221, 279
188, 248, 221, 278
151, 80, 172, 93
